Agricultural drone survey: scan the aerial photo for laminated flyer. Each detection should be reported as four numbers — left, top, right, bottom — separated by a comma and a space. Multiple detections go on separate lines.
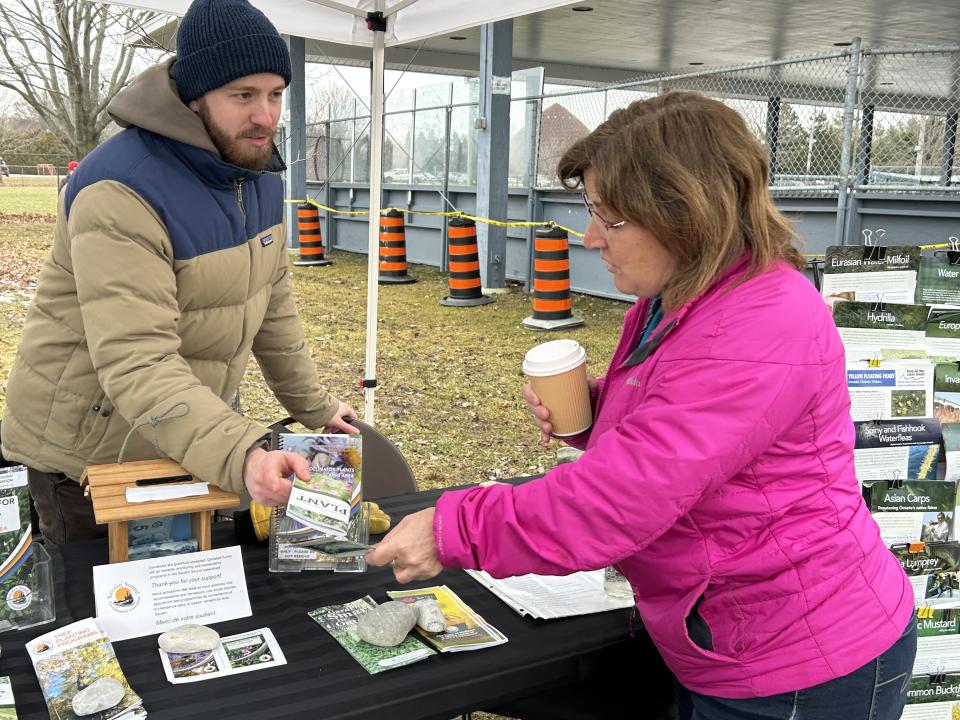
821, 244, 920, 305
386, 585, 508, 652
927, 310, 960, 360
903, 673, 960, 718
917, 252, 960, 307
846, 360, 934, 421
934, 364, 960, 425
891, 542, 960, 610
832, 300, 928, 362
863, 480, 956, 544
159, 627, 286, 684
853, 418, 941, 482
914, 607, 960, 676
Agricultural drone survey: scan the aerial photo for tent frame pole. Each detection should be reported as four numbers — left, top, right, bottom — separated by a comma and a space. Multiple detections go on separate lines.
362, 2, 386, 424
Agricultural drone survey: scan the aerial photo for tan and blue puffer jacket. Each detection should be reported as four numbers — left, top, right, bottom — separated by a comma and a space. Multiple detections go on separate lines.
1, 59, 340, 493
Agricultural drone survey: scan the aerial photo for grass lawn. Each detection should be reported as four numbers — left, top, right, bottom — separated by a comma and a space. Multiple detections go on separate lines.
0, 183, 59, 217
0, 190, 628, 490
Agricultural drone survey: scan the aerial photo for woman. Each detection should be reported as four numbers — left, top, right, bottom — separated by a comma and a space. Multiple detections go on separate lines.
366, 92, 915, 720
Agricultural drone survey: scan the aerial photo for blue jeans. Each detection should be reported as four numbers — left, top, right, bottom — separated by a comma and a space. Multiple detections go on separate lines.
677, 614, 916, 720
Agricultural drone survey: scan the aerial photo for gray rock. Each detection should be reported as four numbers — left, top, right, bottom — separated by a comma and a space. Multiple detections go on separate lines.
71, 677, 125, 716
158, 624, 220, 654
414, 598, 448, 633
356, 600, 417, 647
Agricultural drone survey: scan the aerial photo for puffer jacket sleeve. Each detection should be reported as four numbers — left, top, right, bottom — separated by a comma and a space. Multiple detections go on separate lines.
251, 222, 340, 429
435, 353, 821, 578
69, 181, 270, 494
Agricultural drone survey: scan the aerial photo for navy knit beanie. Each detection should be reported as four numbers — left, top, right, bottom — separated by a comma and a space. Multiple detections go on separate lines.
175, 0, 291, 103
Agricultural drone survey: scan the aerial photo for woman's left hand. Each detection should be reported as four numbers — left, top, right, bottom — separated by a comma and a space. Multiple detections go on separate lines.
365, 508, 443, 583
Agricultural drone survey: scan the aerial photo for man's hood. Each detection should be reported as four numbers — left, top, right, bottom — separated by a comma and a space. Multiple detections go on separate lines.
107, 58, 286, 174
108, 58, 219, 155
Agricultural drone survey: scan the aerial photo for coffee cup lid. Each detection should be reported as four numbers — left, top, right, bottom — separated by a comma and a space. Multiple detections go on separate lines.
522, 339, 586, 376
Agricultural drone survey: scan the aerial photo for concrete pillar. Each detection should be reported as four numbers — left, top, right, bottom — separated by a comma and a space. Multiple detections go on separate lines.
475, 20, 513, 289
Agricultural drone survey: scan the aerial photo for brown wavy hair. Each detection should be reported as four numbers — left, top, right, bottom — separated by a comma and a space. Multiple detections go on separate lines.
557, 91, 804, 310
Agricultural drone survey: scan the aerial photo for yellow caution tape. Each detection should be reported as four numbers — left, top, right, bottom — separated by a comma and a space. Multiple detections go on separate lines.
286, 198, 585, 239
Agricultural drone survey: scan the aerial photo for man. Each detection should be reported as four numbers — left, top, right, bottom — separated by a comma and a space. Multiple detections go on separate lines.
58, 160, 79, 192
0, 0, 358, 543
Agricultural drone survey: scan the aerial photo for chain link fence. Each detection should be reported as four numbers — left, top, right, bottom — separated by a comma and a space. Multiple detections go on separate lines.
300, 43, 960, 201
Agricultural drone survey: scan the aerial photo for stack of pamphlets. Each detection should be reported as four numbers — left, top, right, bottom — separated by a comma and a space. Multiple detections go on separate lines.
385, 586, 507, 651
465, 569, 634, 619
0, 676, 16, 719
902, 672, 960, 719
891, 542, 960, 609
158, 627, 286, 684
269, 434, 371, 572
820, 244, 920, 305
853, 418, 941, 483
308, 596, 436, 673
863, 480, 958, 545
26, 618, 145, 720
845, 359, 934, 421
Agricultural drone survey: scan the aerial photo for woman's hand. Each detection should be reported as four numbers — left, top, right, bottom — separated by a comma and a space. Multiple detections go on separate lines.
365, 508, 443, 584
523, 375, 597, 444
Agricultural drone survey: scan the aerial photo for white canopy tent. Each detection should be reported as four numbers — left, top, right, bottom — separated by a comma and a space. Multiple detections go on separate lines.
109, 0, 573, 423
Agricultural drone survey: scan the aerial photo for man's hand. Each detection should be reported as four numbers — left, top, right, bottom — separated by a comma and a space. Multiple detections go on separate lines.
365, 508, 443, 584
323, 401, 360, 434
523, 374, 597, 444
242, 448, 309, 506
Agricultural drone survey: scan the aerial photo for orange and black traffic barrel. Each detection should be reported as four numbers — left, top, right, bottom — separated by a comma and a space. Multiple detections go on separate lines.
522, 225, 583, 330
293, 203, 332, 267
440, 217, 493, 307
378, 209, 416, 284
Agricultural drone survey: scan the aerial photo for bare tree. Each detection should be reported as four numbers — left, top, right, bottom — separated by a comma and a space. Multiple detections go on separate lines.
0, 0, 167, 158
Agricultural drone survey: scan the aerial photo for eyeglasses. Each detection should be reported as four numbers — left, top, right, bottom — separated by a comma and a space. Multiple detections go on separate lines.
581, 191, 626, 231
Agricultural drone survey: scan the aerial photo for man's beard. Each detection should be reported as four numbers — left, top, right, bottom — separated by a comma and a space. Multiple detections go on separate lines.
197, 102, 274, 171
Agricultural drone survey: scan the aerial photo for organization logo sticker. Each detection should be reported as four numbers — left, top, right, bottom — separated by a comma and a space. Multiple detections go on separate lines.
108, 582, 140, 612
6, 584, 31, 611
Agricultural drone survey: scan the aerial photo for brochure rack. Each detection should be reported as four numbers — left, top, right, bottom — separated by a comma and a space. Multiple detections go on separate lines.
81, 459, 240, 563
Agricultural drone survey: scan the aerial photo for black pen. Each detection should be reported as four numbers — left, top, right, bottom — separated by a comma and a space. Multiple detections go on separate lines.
134, 475, 194, 486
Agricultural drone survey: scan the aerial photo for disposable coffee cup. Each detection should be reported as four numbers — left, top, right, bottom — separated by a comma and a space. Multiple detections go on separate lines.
522, 339, 592, 437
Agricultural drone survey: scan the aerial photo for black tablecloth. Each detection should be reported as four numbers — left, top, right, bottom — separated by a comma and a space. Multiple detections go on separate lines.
3, 484, 633, 720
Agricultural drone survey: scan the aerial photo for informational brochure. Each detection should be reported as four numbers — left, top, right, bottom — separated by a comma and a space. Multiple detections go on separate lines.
846, 360, 934, 421
821, 244, 920, 304
464, 569, 634, 619
26, 618, 144, 720
934, 364, 960, 425
863, 480, 957, 544
853, 418, 941, 482
281, 434, 362, 538
159, 627, 286, 684
832, 300, 929, 361
914, 608, 960, 676
891, 542, 960, 610
93, 546, 252, 642
385, 585, 507, 652
917, 253, 960, 307
0, 676, 17, 719
944, 424, 960, 484
927, 311, 960, 360
903, 673, 960, 718
308, 596, 436, 674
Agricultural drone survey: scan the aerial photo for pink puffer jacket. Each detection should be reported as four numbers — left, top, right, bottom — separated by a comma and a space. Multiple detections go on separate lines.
435, 257, 913, 698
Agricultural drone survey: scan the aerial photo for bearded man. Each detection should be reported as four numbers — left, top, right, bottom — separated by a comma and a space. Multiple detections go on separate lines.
1, 0, 358, 543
